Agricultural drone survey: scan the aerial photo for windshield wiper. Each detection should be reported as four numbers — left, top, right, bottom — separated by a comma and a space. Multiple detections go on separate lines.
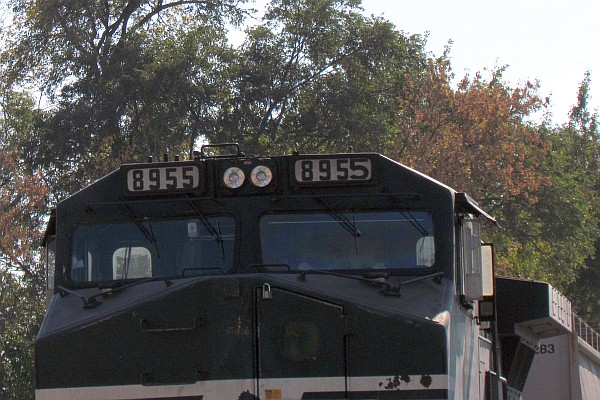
296, 269, 402, 296
57, 285, 102, 308
400, 210, 429, 236
296, 270, 444, 296
314, 195, 361, 238
379, 272, 444, 295
187, 201, 226, 260
58, 277, 173, 309
97, 276, 172, 298
122, 205, 160, 258
401, 271, 444, 286
313, 195, 361, 255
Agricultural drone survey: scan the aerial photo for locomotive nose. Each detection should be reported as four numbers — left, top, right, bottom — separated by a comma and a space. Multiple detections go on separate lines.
254, 279, 448, 399
36, 274, 448, 400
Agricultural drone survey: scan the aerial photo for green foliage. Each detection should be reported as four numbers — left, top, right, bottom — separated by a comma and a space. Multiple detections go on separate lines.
3, 0, 247, 194
559, 72, 600, 328
0, 89, 49, 400
212, 0, 428, 155
0, 269, 45, 400
394, 56, 600, 314
570, 241, 600, 331
491, 168, 598, 288
484, 74, 600, 302
486, 73, 600, 331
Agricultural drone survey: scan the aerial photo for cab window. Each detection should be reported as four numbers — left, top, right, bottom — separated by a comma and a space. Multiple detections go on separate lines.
260, 211, 434, 271
71, 216, 235, 282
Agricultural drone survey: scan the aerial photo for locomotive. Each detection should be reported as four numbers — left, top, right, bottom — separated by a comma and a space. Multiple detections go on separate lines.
37, 145, 573, 399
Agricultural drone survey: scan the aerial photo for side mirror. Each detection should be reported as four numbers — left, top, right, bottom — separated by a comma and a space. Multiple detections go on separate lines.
481, 244, 494, 297
464, 243, 494, 302
479, 244, 495, 322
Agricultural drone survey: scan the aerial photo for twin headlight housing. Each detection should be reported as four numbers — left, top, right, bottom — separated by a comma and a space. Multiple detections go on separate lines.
223, 164, 274, 189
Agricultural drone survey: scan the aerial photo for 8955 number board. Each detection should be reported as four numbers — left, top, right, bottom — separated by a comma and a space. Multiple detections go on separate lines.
121, 162, 202, 195
294, 157, 373, 184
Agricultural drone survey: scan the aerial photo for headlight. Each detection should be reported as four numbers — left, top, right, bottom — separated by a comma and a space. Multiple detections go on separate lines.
250, 165, 273, 187
223, 167, 245, 189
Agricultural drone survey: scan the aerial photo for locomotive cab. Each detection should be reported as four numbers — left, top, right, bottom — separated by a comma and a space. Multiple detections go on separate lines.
38, 146, 507, 400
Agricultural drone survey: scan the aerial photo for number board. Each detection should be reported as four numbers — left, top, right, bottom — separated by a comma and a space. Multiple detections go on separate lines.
121, 163, 201, 195
294, 157, 373, 184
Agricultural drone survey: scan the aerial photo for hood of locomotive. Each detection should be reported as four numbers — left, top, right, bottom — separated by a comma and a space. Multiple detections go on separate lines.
36, 272, 450, 400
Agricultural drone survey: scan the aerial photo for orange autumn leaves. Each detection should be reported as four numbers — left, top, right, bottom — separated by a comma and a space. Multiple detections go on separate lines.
0, 150, 48, 274
395, 58, 550, 207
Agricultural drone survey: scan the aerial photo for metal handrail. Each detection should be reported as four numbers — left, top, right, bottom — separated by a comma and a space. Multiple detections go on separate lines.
573, 313, 600, 352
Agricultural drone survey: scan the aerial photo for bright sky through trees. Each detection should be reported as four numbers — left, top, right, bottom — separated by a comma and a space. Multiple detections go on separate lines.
3, 0, 597, 124
361, 0, 599, 124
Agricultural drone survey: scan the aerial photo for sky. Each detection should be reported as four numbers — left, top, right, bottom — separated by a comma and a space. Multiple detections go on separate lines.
236, 0, 599, 125
360, 0, 599, 125
2, 1, 597, 125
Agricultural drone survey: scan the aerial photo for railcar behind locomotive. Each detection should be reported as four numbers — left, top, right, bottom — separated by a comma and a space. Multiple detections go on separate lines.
37, 145, 573, 400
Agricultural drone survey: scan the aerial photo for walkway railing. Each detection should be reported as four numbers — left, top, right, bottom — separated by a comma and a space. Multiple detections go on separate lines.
573, 313, 600, 352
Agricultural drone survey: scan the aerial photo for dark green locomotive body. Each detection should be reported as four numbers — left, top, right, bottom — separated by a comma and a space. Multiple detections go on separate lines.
37, 150, 515, 400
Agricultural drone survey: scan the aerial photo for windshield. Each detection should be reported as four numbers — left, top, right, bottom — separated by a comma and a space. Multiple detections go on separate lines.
260, 211, 434, 271
71, 216, 235, 282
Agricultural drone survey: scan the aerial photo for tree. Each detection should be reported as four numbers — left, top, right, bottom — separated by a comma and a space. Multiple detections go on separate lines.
0, 266, 45, 400
559, 72, 600, 328
2, 0, 246, 193
210, 0, 429, 155
2, 0, 432, 187
394, 56, 550, 206
472, 72, 599, 296
388, 54, 599, 288
0, 91, 48, 400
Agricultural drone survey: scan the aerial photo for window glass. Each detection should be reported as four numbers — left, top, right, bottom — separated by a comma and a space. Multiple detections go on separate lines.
416, 236, 435, 267
260, 211, 434, 271
71, 216, 235, 282
113, 247, 152, 279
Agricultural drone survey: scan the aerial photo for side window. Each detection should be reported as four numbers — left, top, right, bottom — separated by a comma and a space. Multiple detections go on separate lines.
112, 247, 152, 279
